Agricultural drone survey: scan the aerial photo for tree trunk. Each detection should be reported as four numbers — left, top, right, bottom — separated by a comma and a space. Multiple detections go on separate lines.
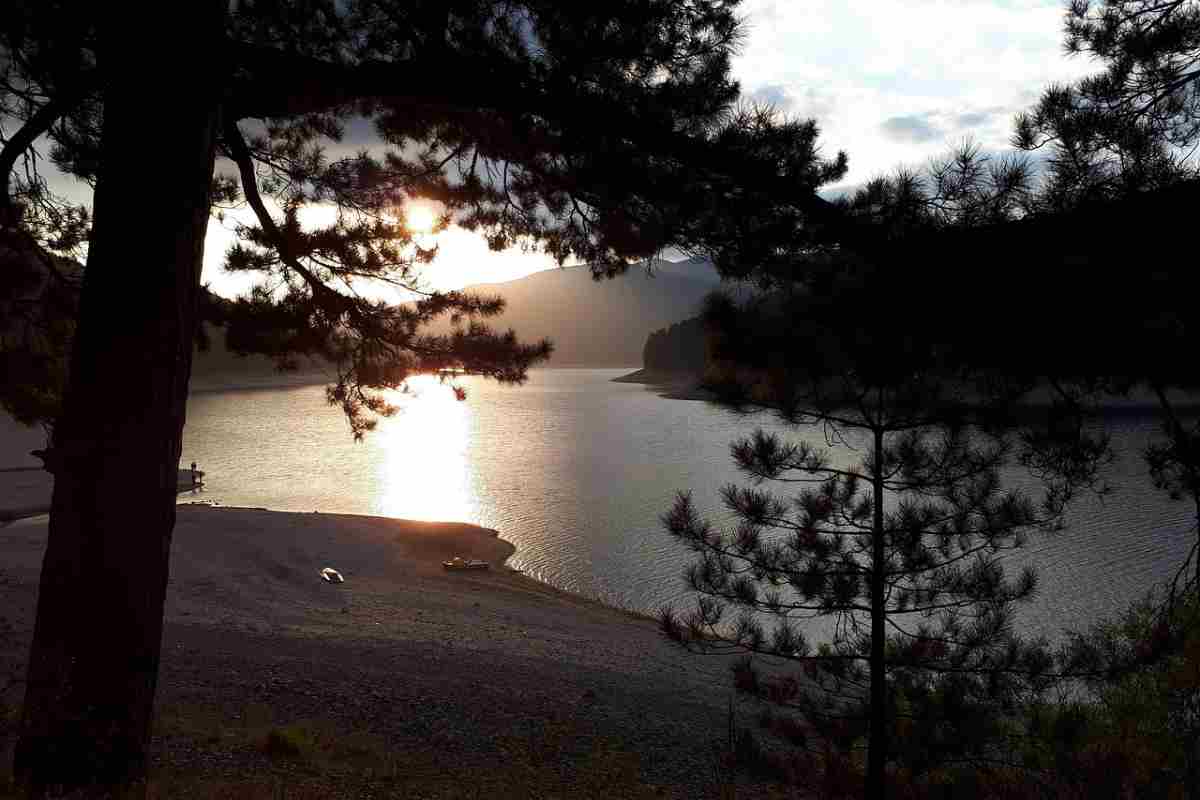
867, 425, 887, 800
13, 5, 223, 797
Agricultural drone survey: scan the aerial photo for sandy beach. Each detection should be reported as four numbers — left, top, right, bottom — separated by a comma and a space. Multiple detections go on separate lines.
0, 503, 768, 797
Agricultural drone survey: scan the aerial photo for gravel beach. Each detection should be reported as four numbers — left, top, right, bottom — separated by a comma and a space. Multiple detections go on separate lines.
1, 505, 770, 797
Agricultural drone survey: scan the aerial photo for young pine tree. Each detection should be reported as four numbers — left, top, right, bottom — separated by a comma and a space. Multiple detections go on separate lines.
661, 282, 1105, 798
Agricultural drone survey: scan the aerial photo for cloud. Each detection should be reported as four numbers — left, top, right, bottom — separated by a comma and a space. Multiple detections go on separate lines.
732, 0, 1097, 184
956, 111, 993, 128
880, 113, 944, 143
818, 181, 867, 201
748, 84, 792, 110
746, 85, 837, 124
879, 105, 1017, 146
955, 107, 1010, 129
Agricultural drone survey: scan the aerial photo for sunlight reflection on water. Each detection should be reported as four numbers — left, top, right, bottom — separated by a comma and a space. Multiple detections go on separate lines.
375, 377, 477, 523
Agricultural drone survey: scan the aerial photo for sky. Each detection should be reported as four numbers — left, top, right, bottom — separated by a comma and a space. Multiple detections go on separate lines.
49, 1, 1102, 298
735, 0, 1095, 192
365, 0, 1094, 294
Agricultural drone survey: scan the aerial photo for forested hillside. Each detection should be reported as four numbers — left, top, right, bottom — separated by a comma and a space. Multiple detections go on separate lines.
642, 317, 707, 374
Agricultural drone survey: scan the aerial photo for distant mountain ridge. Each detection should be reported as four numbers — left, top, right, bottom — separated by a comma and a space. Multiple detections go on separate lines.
189, 257, 720, 388
190, 323, 333, 392
458, 257, 720, 367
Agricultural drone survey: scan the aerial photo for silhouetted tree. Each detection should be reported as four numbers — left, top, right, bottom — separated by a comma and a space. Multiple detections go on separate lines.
1014, 0, 1199, 206
642, 317, 708, 374
663, 302, 1097, 798
662, 147, 1112, 799
843, 139, 1040, 232
1013, 0, 1200, 602
0, 2, 846, 795
0, 247, 76, 437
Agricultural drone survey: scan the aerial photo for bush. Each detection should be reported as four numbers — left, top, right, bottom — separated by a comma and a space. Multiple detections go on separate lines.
1004, 592, 1200, 798
728, 591, 1200, 798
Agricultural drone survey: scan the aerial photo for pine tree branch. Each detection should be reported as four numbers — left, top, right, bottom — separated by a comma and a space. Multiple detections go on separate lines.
681, 620, 871, 663
222, 118, 353, 313
694, 581, 874, 615
228, 43, 852, 243
881, 542, 1015, 579
745, 466, 870, 484
885, 597, 993, 616
226, 45, 474, 119
0, 94, 76, 226
1116, 67, 1200, 118
0, 94, 83, 303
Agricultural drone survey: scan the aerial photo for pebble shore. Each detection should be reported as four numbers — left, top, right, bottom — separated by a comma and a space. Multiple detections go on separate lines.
2, 506, 769, 797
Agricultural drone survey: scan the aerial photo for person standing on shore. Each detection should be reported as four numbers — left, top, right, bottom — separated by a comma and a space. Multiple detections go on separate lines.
190, 461, 198, 487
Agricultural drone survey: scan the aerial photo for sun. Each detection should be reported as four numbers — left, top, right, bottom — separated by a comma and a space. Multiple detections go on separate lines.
405, 204, 438, 234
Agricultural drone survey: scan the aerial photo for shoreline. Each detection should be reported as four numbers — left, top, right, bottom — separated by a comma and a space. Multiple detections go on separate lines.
614, 368, 1200, 418
612, 367, 713, 401
179, 503, 660, 625
0, 468, 205, 524
188, 372, 332, 395
0, 444, 655, 624
187, 365, 641, 396
2, 503, 674, 661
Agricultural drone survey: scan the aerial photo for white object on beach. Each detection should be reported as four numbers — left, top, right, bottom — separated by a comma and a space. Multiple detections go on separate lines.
320, 567, 345, 583
442, 556, 489, 571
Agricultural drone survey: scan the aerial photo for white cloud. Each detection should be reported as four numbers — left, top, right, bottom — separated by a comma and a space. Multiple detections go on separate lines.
880, 113, 945, 143
746, 84, 839, 121
733, 0, 1097, 183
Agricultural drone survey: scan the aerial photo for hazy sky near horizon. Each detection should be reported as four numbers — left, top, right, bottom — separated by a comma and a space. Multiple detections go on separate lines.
49, 2, 1101, 297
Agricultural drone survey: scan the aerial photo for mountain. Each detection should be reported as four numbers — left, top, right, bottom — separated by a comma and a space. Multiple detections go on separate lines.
189, 257, 720, 388
459, 258, 720, 367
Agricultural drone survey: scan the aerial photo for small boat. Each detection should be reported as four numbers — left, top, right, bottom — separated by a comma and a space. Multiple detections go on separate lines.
442, 556, 489, 571
320, 567, 345, 583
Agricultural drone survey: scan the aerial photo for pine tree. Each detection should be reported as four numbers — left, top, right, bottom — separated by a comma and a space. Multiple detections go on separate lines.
661, 149, 1110, 799
1013, 0, 1200, 206
662, 290, 1104, 798
0, 2, 846, 795
1013, 0, 1200, 603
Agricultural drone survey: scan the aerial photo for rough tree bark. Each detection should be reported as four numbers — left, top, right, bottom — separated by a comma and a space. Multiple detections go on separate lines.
13, 4, 224, 797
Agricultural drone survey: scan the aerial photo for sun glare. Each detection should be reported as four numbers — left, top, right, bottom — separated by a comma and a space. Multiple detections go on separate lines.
376, 375, 477, 523
405, 204, 438, 234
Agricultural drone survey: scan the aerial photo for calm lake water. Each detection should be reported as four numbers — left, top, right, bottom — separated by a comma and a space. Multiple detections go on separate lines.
170, 368, 1196, 640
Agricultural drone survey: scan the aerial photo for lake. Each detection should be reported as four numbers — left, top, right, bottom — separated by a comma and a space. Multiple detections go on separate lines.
171, 368, 1196, 640
3, 368, 1192, 640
